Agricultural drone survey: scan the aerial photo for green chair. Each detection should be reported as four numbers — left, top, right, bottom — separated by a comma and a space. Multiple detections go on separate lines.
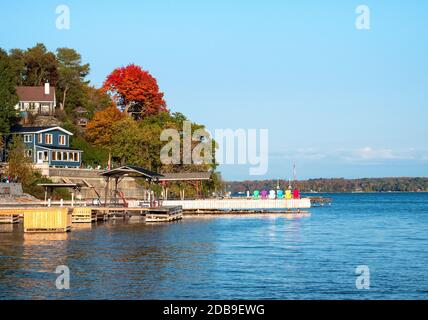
253, 190, 260, 199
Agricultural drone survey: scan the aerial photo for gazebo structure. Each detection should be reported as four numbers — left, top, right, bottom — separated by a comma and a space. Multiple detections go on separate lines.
159, 172, 212, 200
99, 165, 164, 207
38, 183, 82, 206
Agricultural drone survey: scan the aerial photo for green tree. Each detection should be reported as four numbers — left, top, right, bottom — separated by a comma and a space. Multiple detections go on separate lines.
82, 85, 113, 116
56, 48, 90, 111
110, 118, 145, 167
13, 43, 59, 86
71, 136, 109, 168
0, 49, 19, 134
8, 48, 26, 85
5, 138, 34, 186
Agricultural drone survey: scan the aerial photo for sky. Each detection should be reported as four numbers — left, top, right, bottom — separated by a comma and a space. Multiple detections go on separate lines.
1, 0, 427, 180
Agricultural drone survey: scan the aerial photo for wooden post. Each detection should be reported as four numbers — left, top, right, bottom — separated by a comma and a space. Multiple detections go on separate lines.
44, 187, 48, 206
104, 176, 110, 207
114, 177, 119, 205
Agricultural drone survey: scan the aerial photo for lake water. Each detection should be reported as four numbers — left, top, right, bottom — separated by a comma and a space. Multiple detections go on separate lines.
0, 193, 427, 300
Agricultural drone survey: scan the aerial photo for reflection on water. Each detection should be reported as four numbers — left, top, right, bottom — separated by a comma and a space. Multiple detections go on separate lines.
0, 193, 428, 300
0, 224, 15, 233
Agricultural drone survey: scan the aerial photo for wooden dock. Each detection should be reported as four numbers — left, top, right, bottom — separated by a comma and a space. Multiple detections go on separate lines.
162, 198, 311, 213
0, 206, 183, 231
0, 214, 20, 224
72, 207, 97, 223
23, 208, 72, 233
183, 209, 310, 215
91, 206, 183, 222
0, 198, 315, 232
145, 206, 183, 223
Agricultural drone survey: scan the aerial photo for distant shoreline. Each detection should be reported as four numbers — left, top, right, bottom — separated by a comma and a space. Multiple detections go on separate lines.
227, 177, 428, 194
304, 191, 428, 194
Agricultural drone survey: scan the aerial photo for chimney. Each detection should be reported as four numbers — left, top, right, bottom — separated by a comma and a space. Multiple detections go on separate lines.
44, 82, 50, 95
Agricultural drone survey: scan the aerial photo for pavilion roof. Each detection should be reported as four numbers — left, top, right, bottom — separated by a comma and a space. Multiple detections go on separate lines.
99, 165, 164, 181
159, 172, 212, 182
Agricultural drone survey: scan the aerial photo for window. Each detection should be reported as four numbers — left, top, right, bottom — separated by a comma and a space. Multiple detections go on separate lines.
63, 152, 68, 161
73, 152, 79, 162
24, 149, 32, 158
38, 134, 42, 144
59, 135, 66, 145
45, 134, 53, 144
57, 152, 62, 161
52, 152, 57, 161
24, 135, 32, 143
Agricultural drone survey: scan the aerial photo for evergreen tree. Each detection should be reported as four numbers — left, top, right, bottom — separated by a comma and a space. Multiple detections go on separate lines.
0, 49, 19, 134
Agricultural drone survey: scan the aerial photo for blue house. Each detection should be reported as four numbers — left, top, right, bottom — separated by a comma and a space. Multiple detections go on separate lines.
9, 126, 83, 168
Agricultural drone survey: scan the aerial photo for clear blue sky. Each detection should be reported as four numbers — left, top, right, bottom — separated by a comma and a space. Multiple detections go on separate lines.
1, 0, 427, 180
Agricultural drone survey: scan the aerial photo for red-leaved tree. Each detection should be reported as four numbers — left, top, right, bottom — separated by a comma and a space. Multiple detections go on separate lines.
102, 64, 168, 119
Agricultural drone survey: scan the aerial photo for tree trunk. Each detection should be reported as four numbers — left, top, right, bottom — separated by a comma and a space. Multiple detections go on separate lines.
108, 152, 112, 170
124, 102, 132, 116
62, 86, 68, 111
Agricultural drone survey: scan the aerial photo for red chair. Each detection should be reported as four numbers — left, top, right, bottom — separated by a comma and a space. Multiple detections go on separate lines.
293, 189, 300, 199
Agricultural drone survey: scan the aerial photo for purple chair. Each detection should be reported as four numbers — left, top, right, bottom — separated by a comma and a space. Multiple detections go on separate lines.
261, 190, 268, 199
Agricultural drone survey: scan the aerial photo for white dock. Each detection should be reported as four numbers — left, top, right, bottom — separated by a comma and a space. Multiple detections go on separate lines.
162, 198, 311, 212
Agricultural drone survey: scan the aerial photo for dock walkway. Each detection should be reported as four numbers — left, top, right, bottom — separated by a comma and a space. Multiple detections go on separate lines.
162, 198, 311, 213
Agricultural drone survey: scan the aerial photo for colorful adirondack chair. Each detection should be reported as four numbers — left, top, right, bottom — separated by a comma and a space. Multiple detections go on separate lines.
293, 189, 300, 199
261, 190, 268, 199
253, 190, 260, 199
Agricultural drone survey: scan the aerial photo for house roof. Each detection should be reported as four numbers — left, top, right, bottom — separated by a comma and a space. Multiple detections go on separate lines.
99, 165, 164, 181
10, 126, 74, 136
159, 172, 212, 181
11, 126, 55, 133
16, 86, 56, 102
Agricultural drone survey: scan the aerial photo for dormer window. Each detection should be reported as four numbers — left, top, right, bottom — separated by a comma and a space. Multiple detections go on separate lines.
38, 134, 42, 144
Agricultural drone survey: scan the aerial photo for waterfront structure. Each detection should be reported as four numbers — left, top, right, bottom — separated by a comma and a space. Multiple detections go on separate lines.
99, 165, 164, 206
15, 83, 56, 116
9, 126, 83, 168
163, 198, 311, 213
159, 172, 212, 200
